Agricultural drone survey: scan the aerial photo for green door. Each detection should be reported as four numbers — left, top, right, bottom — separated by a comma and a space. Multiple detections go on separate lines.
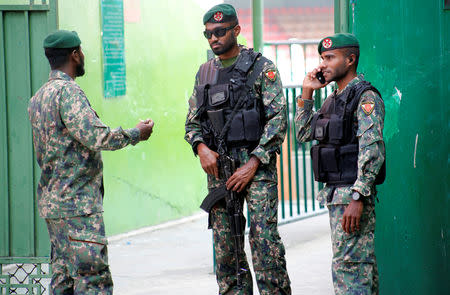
335, 0, 449, 294
0, 0, 57, 294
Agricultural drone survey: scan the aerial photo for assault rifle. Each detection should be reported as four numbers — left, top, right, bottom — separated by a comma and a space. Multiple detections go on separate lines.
200, 154, 247, 289
218, 154, 247, 288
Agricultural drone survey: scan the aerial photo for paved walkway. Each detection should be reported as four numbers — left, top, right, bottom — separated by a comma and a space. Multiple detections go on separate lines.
108, 212, 333, 295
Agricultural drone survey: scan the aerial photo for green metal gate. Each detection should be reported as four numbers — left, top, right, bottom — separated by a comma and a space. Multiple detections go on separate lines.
0, 1, 57, 294
265, 40, 330, 224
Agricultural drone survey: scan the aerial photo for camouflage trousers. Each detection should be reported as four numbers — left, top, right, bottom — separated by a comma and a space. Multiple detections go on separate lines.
45, 212, 113, 295
210, 180, 291, 295
328, 203, 378, 295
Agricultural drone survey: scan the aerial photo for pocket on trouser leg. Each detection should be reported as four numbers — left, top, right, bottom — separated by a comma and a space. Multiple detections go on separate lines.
69, 232, 109, 275
333, 261, 374, 295
265, 195, 279, 225
330, 205, 377, 295
255, 269, 291, 295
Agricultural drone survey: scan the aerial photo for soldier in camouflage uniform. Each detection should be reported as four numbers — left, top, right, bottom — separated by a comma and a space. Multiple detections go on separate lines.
295, 33, 385, 295
184, 4, 291, 295
28, 30, 154, 294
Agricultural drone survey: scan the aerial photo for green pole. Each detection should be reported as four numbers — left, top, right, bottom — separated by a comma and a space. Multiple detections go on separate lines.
334, 0, 349, 33
252, 0, 263, 53
334, 0, 340, 33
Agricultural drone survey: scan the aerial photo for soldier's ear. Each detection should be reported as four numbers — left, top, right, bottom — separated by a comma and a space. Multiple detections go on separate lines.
70, 50, 80, 64
347, 54, 356, 66
234, 24, 241, 37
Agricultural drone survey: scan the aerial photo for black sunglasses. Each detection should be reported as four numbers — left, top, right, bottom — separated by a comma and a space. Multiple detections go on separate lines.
203, 25, 236, 39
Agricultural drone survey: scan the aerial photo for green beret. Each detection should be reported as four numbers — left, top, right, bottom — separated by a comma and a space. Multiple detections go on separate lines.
203, 4, 238, 25
318, 33, 359, 54
43, 30, 81, 49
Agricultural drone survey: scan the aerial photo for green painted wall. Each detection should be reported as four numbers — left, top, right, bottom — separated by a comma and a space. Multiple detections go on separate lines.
57, 0, 210, 236
343, 1, 449, 294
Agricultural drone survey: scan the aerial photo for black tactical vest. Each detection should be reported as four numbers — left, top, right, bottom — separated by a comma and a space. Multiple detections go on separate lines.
195, 49, 267, 153
310, 81, 386, 186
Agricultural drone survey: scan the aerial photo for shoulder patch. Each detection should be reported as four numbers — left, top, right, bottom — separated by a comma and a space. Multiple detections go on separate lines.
265, 70, 276, 82
361, 98, 375, 116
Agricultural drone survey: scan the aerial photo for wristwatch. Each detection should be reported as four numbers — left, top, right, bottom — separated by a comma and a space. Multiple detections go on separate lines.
352, 191, 361, 201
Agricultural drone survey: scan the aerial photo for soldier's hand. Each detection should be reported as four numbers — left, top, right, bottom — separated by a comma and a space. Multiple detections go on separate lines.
136, 119, 154, 141
226, 156, 260, 193
197, 143, 219, 179
301, 68, 330, 100
342, 199, 364, 233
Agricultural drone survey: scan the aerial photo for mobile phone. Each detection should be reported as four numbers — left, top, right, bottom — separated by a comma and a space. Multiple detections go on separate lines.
315, 71, 326, 84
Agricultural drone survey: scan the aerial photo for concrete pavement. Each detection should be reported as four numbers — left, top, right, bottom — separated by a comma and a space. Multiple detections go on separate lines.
108, 212, 333, 295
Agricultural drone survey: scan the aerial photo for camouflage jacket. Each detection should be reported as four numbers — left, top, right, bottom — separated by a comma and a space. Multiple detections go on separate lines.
295, 75, 385, 205
28, 70, 140, 218
184, 49, 287, 184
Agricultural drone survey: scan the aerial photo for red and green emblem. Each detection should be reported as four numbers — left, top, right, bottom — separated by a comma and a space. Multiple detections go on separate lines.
361, 100, 375, 115
265, 70, 276, 81
322, 38, 333, 49
214, 11, 223, 22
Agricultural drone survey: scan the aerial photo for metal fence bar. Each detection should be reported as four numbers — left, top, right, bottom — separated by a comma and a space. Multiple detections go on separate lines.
310, 141, 316, 211
279, 144, 286, 219
285, 88, 293, 217
0, 5, 50, 11
302, 143, 308, 212
291, 88, 301, 215
264, 39, 330, 223
277, 209, 327, 226
288, 43, 294, 83
266, 39, 321, 45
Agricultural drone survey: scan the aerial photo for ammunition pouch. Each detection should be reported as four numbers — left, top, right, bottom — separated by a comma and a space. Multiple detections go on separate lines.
207, 109, 225, 134
311, 143, 386, 186
311, 113, 350, 145
311, 81, 386, 186
311, 143, 358, 185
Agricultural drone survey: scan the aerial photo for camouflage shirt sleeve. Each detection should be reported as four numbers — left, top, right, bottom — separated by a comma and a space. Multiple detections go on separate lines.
351, 90, 386, 196
250, 61, 287, 165
184, 72, 204, 155
59, 83, 140, 151
294, 97, 316, 142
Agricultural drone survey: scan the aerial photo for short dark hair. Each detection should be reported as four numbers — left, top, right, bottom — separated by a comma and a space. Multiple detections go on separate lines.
343, 47, 360, 69
44, 46, 79, 69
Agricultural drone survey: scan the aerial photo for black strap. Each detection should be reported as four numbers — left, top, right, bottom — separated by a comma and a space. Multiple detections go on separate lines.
245, 55, 266, 88
347, 81, 382, 116
198, 59, 218, 85
327, 186, 336, 203
309, 114, 320, 141
196, 59, 217, 111
318, 92, 335, 114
